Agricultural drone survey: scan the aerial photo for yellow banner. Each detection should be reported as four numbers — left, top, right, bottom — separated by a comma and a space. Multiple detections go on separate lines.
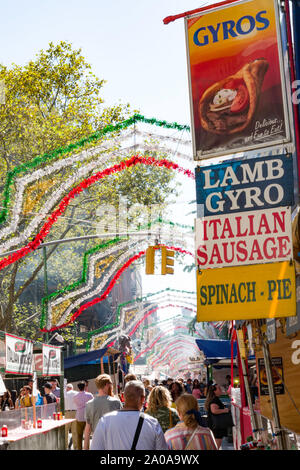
197, 261, 296, 321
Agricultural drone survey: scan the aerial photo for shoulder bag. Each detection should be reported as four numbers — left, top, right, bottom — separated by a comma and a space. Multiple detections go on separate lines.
185, 426, 200, 450
168, 408, 173, 429
131, 412, 145, 450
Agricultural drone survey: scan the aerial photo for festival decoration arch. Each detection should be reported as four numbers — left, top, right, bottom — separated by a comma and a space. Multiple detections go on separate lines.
87, 286, 199, 348
0, 115, 201, 348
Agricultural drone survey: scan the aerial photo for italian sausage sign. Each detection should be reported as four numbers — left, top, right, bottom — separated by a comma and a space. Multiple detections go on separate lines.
185, 0, 292, 159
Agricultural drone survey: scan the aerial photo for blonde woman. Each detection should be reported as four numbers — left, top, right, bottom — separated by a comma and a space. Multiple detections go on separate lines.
164, 393, 217, 450
146, 386, 180, 433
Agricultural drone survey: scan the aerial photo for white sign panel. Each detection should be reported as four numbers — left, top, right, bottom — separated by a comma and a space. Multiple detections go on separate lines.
42, 344, 61, 377
195, 206, 292, 269
0, 374, 6, 394
5, 333, 33, 375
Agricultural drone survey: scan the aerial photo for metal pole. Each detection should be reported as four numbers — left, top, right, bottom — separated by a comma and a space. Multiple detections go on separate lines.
73, 322, 77, 356
284, 0, 300, 195
59, 348, 65, 416
236, 333, 260, 441
259, 324, 287, 450
43, 246, 49, 343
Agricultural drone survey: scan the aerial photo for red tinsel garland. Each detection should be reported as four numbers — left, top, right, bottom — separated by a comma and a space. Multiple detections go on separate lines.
134, 325, 189, 362
0, 155, 194, 271
41, 245, 194, 332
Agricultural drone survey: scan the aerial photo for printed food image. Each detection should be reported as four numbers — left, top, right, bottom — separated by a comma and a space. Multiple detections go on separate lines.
199, 59, 269, 135
260, 366, 282, 385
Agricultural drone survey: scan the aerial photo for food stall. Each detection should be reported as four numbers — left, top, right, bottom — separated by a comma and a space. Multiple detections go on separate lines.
195, 338, 255, 448
64, 346, 120, 395
0, 331, 74, 450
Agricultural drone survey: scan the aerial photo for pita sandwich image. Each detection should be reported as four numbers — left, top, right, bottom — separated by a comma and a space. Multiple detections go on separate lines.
199, 59, 269, 135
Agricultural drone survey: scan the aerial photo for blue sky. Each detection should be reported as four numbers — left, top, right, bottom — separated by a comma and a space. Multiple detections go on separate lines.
0, 1, 209, 301
0, 0, 208, 124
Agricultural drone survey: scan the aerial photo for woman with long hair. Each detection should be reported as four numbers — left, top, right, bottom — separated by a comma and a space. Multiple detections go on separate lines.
0, 390, 14, 410
146, 386, 180, 433
164, 393, 217, 450
169, 381, 184, 408
204, 383, 231, 449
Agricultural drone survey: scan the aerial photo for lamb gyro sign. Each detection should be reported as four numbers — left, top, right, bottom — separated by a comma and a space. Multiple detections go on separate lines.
195, 154, 294, 269
185, 0, 292, 159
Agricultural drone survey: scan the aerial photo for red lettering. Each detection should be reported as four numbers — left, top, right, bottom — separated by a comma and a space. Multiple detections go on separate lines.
262, 237, 276, 259
208, 219, 222, 240
220, 218, 234, 239
236, 240, 248, 262
277, 236, 291, 257
223, 242, 235, 263
203, 220, 208, 241
257, 214, 271, 235
236, 216, 248, 237
197, 246, 208, 266
248, 214, 255, 236
208, 244, 223, 265
273, 211, 286, 233
249, 239, 264, 260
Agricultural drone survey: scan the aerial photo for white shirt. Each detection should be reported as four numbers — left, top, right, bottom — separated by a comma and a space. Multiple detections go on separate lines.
90, 410, 168, 450
64, 389, 79, 411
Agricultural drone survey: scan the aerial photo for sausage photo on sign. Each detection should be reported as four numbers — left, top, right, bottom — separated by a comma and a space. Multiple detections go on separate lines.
199, 59, 269, 134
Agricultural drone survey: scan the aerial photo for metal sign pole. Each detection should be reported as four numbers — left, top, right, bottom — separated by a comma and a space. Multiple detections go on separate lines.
259, 322, 287, 450
43, 246, 49, 343
236, 332, 260, 441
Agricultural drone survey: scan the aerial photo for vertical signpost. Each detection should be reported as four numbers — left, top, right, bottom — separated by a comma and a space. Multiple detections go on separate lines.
182, 0, 297, 449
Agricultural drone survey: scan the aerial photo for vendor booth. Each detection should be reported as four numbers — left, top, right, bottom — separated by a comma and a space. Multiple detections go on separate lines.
195, 338, 255, 449
0, 331, 73, 450
64, 346, 120, 394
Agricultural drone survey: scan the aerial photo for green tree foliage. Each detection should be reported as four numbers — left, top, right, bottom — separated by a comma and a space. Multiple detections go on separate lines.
0, 41, 177, 339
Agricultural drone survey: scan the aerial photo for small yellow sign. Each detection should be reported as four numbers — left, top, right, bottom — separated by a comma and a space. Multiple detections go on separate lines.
197, 261, 296, 321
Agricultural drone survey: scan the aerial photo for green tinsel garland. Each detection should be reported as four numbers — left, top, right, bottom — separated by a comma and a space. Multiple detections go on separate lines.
40, 237, 124, 329
40, 218, 194, 330
0, 114, 190, 224
86, 287, 196, 350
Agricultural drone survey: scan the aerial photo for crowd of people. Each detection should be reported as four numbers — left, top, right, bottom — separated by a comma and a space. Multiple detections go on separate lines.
0, 378, 60, 411
0, 374, 233, 451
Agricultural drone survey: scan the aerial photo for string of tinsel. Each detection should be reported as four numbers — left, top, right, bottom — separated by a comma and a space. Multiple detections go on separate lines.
140, 314, 185, 340
41, 231, 194, 331
41, 245, 193, 332
0, 114, 190, 225
0, 155, 194, 272
86, 286, 196, 349
92, 297, 198, 350
105, 304, 187, 349
134, 325, 194, 362
151, 336, 197, 367
128, 304, 196, 337
150, 340, 191, 367
42, 221, 193, 318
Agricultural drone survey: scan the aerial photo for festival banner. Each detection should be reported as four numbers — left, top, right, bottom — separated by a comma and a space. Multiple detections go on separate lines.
196, 260, 296, 321
42, 344, 61, 377
195, 154, 294, 217
5, 333, 33, 375
185, 0, 292, 159
195, 206, 292, 269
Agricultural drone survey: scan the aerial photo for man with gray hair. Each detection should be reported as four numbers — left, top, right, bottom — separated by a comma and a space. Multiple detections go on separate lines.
90, 380, 168, 450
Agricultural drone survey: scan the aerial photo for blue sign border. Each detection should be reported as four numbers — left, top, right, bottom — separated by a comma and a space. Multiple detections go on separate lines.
195, 154, 294, 216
